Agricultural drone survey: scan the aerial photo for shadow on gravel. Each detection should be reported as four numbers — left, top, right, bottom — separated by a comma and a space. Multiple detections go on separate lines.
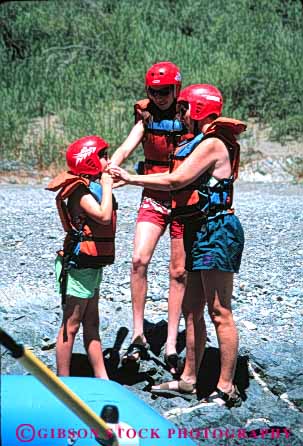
70, 326, 129, 378
70, 320, 186, 386
196, 347, 250, 400
143, 319, 186, 357
70, 323, 249, 402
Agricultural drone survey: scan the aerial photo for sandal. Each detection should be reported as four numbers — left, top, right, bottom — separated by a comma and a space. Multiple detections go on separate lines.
151, 379, 196, 401
164, 353, 184, 376
121, 337, 150, 365
200, 386, 242, 408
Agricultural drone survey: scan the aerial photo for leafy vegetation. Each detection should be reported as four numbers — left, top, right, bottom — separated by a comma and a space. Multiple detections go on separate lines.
0, 0, 302, 169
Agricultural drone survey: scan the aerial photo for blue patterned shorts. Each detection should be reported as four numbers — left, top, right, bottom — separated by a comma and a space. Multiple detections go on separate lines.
184, 213, 244, 273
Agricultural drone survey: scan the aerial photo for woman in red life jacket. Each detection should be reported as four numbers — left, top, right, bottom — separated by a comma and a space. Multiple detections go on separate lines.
110, 85, 246, 407
47, 136, 116, 379
110, 61, 186, 375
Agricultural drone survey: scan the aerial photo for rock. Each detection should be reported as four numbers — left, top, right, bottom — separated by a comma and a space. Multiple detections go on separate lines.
41, 340, 56, 351
242, 321, 257, 330
1, 182, 303, 443
283, 386, 303, 409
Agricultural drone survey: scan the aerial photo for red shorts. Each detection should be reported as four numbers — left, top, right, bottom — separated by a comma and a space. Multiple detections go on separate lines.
137, 196, 184, 239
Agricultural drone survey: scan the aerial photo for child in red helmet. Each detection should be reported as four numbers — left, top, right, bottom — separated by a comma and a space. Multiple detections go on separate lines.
47, 136, 117, 379
110, 61, 186, 376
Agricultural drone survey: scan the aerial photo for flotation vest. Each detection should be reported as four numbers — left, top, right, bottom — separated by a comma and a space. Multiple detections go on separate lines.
170, 117, 246, 220
135, 99, 186, 200
47, 172, 117, 269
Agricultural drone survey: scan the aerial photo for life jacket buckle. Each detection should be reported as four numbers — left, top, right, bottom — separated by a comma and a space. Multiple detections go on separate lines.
70, 228, 84, 242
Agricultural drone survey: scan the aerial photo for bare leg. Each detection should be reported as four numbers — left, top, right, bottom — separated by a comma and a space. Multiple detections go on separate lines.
181, 271, 206, 385
82, 293, 108, 379
166, 237, 186, 371
202, 270, 238, 393
130, 221, 163, 347
56, 297, 87, 376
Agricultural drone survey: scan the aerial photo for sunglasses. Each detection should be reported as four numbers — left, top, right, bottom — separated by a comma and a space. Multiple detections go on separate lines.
177, 102, 189, 117
98, 151, 108, 160
147, 86, 172, 97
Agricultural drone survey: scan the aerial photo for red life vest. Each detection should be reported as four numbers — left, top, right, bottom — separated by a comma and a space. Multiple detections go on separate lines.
135, 99, 186, 201
47, 172, 117, 268
170, 117, 246, 220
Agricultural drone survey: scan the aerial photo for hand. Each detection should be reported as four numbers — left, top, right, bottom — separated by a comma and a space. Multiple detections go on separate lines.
101, 172, 113, 186
109, 164, 132, 183
112, 179, 127, 189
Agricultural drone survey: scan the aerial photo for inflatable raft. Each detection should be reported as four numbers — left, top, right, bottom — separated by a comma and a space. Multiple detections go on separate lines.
1, 375, 197, 446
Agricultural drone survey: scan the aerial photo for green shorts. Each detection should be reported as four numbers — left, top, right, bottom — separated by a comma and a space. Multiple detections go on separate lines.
55, 256, 103, 299
184, 213, 244, 273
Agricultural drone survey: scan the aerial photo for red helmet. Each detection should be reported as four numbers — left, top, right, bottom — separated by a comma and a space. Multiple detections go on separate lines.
145, 61, 182, 97
66, 135, 109, 176
178, 84, 223, 120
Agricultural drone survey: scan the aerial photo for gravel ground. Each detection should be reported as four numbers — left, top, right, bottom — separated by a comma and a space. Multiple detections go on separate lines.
0, 181, 303, 445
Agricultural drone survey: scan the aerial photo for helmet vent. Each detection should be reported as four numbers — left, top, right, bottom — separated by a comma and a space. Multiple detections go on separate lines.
196, 103, 203, 113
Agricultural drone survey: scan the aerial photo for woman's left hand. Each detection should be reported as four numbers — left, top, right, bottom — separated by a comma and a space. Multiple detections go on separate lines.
108, 163, 132, 183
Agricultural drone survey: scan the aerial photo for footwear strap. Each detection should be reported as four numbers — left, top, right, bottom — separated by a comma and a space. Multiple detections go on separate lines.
214, 387, 230, 402
202, 386, 241, 408
164, 353, 183, 375
125, 342, 149, 359
178, 379, 196, 393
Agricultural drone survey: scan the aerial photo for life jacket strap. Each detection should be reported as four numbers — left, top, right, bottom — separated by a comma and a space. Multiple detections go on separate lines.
172, 183, 199, 193
68, 230, 115, 243
58, 251, 79, 343
145, 128, 185, 136
144, 158, 170, 167
84, 236, 115, 242
171, 178, 234, 221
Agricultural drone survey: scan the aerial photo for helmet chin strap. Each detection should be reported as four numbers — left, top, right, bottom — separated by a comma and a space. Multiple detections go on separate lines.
193, 120, 200, 136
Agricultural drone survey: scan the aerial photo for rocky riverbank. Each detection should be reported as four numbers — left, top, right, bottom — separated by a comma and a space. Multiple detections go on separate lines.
0, 181, 302, 445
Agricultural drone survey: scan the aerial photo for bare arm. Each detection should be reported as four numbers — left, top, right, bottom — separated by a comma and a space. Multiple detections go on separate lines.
110, 120, 145, 166
110, 138, 229, 191
77, 173, 113, 224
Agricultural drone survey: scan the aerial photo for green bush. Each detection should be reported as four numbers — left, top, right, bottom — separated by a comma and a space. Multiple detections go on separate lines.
0, 0, 302, 169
